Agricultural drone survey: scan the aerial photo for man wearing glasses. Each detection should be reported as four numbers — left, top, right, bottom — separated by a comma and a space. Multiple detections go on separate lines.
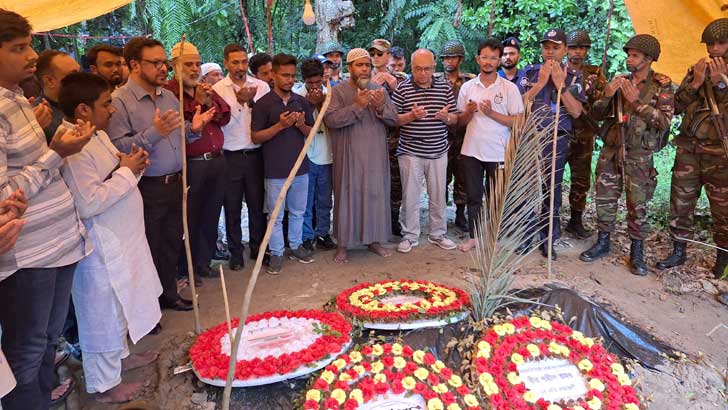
391, 49, 459, 254
107, 37, 215, 312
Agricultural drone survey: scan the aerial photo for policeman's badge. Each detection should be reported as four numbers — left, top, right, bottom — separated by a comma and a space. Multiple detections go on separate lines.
548, 29, 556, 37
520, 76, 531, 88
494, 92, 504, 105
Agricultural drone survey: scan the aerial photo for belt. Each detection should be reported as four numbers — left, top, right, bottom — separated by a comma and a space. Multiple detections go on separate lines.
225, 148, 260, 156
189, 151, 222, 161
142, 172, 181, 184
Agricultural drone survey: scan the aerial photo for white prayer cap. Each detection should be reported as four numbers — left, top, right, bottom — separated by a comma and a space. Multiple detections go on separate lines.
201, 62, 222, 76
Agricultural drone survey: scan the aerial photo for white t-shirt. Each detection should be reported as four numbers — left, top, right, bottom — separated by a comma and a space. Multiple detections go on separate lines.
292, 83, 332, 165
457, 74, 524, 162
212, 75, 270, 151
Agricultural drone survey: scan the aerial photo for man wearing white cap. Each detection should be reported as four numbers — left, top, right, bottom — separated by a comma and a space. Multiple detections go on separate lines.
201, 62, 223, 85
324, 48, 398, 263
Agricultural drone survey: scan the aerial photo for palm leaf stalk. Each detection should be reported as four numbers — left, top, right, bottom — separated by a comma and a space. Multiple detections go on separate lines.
467, 105, 556, 321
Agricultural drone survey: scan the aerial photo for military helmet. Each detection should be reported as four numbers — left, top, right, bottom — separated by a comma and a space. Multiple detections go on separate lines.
319, 41, 344, 57
567, 30, 592, 47
439, 40, 465, 58
702, 18, 728, 44
623, 34, 661, 61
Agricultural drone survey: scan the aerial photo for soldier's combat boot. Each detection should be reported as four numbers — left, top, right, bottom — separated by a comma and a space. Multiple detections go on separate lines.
712, 249, 728, 280
630, 239, 648, 276
565, 210, 591, 239
580, 231, 610, 262
455, 204, 469, 232
656, 241, 687, 270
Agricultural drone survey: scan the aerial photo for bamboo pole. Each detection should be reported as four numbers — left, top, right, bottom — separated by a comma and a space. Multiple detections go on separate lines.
219, 265, 233, 337
547, 72, 564, 279
176, 34, 202, 334
220, 82, 334, 410
601, 0, 616, 74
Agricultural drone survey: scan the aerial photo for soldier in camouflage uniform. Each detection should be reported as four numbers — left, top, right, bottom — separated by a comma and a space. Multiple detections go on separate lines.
655, 18, 728, 306
318, 41, 347, 85
580, 34, 675, 276
565, 30, 608, 238
437, 40, 476, 231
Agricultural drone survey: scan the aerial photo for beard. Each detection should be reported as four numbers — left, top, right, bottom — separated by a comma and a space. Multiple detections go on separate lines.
501, 61, 516, 69
568, 56, 584, 65
356, 77, 370, 89
141, 70, 166, 87
626, 64, 637, 73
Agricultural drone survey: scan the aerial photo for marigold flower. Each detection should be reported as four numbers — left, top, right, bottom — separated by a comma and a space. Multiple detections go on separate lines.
510, 353, 524, 365
448, 375, 463, 388
415, 367, 430, 380
321, 370, 335, 384
393, 356, 407, 369
463, 394, 479, 407
427, 398, 444, 410
349, 388, 363, 404
413, 350, 426, 364
305, 389, 321, 402
578, 359, 594, 372
391, 343, 403, 355
331, 388, 346, 405
402, 376, 416, 390
587, 396, 602, 410
507, 371, 521, 385
523, 390, 537, 403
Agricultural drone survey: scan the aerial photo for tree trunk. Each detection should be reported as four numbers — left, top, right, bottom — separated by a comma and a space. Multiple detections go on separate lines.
315, 0, 355, 45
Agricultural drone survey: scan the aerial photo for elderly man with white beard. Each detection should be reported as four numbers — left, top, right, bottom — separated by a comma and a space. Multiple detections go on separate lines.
164, 41, 231, 281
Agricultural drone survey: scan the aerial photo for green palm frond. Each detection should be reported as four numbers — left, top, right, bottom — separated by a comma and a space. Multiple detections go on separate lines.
467, 105, 556, 321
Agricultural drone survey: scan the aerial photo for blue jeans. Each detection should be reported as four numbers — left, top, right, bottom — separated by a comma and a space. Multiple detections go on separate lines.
303, 163, 333, 241
265, 175, 308, 256
0, 264, 76, 410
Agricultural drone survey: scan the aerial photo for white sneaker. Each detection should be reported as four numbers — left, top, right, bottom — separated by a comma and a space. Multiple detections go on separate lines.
428, 236, 457, 250
397, 239, 419, 253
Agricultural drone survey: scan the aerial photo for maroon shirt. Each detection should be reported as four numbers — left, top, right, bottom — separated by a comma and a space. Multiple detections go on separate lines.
164, 80, 231, 157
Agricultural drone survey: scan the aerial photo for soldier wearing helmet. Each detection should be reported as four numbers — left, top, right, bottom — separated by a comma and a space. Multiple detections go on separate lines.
497, 36, 526, 93
657, 18, 728, 307
563, 30, 608, 239
435, 39, 475, 231
581, 34, 674, 277
318, 40, 346, 84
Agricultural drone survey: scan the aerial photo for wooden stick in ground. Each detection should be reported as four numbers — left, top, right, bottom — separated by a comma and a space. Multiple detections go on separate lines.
220, 82, 334, 410
547, 77, 564, 278
219, 265, 233, 337
176, 34, 202, 334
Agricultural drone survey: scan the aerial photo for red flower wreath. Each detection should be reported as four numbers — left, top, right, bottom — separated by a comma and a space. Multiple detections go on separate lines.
474, 316, 641, 410
189, 310, 352, 381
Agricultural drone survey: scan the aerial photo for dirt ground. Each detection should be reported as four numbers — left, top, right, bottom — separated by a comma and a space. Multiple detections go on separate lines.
57, 203, 728, 410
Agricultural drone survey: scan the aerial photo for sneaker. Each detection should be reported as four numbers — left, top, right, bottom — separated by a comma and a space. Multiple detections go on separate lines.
267, 255, 284, 274
302, 239, 315, 252
428, 236, 457, 250
397, 239, 419, 253
289, 245, 314, 264
316, 234, 337, 250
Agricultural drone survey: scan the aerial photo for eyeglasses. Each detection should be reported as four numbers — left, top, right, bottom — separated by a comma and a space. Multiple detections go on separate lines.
413, 66, 434, 73
369, 51, 385, 57
140, 59, 170, 70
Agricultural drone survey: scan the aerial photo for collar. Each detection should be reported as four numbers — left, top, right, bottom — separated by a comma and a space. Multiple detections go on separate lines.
0, 84, 24, 99
412, 77, 435, 90
127, 79, 163, 101
476, 73, 501, 88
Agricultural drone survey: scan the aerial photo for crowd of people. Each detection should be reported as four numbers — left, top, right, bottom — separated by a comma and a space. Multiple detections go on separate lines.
1, 6, 727, 409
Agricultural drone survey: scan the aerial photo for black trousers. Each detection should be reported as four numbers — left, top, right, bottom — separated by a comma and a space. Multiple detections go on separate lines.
186, 155, 226, 269
462, 155, 502, 239
139, 175, 184, 303
0, 264, 76, 410
223, 149, 265, 259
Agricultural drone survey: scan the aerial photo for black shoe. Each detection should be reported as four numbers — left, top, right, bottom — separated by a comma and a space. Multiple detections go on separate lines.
580, 231, 611, 262
392, 221, 402, 237
713, 249, 728, 279
515, 240, 532, 255
565, 210, 591, 239
267, 255, 284, 274
718, 292, 728, 306
316, 234, 337, 250
656, 241, 687, 270
302, 239, 315, 252
214, 248, 230, 260
540, 243, 557, 260
630, 239, 648, 276
229, 255, 244, 271
289, 245, 314, 264
160, 298, 193, 311
197, 265, 219, 278
455, 205, 469, 232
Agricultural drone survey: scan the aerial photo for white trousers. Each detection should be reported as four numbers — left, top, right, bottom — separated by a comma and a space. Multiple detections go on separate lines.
398, 154, 448, 242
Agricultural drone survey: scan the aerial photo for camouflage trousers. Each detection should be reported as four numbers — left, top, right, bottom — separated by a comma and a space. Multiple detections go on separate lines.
567, 128, 596, 212
446, 137, 467, 206
595, 147, 658, 240
388, 133, 402, 218
668, 148, 728, 248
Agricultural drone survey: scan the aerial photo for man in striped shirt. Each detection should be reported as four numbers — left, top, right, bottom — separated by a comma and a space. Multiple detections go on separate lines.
0, 9, 93, 410
392, 49, 458, 253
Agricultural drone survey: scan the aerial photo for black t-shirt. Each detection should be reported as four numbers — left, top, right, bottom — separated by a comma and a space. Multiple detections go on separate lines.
252, 91, 314, 179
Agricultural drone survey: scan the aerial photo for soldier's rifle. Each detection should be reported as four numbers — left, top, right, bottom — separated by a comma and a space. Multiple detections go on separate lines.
703, 79, 728, 157
614, 88, 627, 177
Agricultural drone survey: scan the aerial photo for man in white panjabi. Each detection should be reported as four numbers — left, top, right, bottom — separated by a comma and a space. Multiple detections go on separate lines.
58, 72, 162, 403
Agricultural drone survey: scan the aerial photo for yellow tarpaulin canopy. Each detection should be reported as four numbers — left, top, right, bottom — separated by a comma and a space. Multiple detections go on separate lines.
0, 1, 132, 33
625, 0, 727, 83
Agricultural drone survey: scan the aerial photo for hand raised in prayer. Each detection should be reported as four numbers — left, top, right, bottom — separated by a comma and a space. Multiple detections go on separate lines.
278, 111, 298, 128
152, 108, 181, 137
355, 89, 370, 109
479, 99, 494, 116
0, 216, 25, 255
194, 83, 213, 106
369, 89, 386, 111
620, 79, 640, 104
49, 121, 94, 158
294, 112, 306, 129
708, 57, 728, 86
536, 61, 552, 86
434, 104, 452, 124
410, 102, 428, 120
603, 76, 624, 98
550, 62, 566, 89
235, 86, 258, 106
118, 143, 150, 175
465, 100, 478, 114
30, 98, 53, 129
0, 189, 28, 226
191, 105, 216, 133
690, 58, 708, 89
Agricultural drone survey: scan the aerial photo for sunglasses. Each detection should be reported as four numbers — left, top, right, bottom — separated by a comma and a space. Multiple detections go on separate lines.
369, 51, 385, 57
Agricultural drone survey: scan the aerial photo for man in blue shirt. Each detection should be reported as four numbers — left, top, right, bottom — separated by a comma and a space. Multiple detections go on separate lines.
497, 36, 526, 94
107, 37, 214, 311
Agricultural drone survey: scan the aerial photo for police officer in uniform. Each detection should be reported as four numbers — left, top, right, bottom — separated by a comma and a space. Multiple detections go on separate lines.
437, 40, 476, 231
498, 36, 526, 93
580, 34, 674, 276
520, 29, 586, 259
564, 30, 608, 238
656, 18, 728, 306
